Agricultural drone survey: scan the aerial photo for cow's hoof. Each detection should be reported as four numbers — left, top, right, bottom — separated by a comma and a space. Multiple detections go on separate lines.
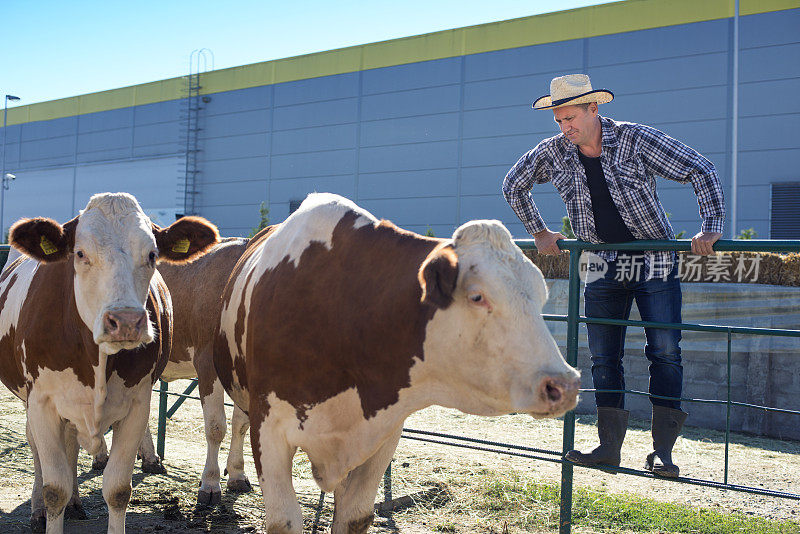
30, 512, 46, 533
91, 457, 108, 471
226, 477, 252, 493
196, 488, 221, 507
141, 457, 167, 474
64, 501, 88, 520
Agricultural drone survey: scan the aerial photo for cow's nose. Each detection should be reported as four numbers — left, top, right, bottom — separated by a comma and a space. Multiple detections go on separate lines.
103, 309, 147, 341
540, 374, 581, 409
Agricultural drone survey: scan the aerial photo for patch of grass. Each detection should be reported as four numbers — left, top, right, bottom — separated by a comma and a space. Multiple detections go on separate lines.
434, 521, 458, 532
480, 476, 800, 534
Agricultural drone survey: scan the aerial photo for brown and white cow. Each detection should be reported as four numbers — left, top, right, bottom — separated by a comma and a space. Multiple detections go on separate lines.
159, 237, 254, 504
93, 237, 255, 504
214, 193, 580, 534
0, 193, 218, 534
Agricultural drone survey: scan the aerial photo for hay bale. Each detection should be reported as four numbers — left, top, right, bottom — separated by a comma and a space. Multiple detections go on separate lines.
522, 248, 800, 287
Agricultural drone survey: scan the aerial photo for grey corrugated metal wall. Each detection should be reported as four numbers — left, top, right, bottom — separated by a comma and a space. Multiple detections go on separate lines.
1, 8, 798, 238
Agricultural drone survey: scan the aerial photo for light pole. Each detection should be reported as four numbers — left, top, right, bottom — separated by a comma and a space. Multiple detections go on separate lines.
2, 94, 21, 242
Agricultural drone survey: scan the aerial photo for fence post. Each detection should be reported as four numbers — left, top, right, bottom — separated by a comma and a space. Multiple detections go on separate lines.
157, 379, 168, 459
559, 248, 582, 534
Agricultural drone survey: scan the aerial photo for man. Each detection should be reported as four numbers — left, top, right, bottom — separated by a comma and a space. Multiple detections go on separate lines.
502, 74, 725, 477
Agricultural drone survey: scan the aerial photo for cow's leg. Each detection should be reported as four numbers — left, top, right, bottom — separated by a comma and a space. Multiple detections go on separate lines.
63, 423, 87, 520
197, 378, 226, 505
137, 425, 166, 474
331, 427, 402, 534
27, 419, 46, 533
92, 438, 109, 471
103, 393, 150, 534
254, 423, 301, 534
224, 403, 251, 492
27, 401, 71, 534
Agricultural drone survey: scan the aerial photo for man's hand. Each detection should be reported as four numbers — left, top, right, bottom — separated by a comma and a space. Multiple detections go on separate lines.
691, 231, 722, 255
533, 229, 567, 255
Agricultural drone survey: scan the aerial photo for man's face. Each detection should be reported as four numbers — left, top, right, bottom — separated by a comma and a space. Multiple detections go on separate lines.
553, 103, 598, 146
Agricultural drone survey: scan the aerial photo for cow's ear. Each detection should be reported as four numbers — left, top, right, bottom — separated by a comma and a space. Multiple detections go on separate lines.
9, 216, 78, 263
153, 216, 220, 264
419, 245, 459, 309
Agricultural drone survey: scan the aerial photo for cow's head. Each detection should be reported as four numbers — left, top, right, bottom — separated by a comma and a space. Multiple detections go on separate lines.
9, 192, 219, 355
418, 220, 580, 418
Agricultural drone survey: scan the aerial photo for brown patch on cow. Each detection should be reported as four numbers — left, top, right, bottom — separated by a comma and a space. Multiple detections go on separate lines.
107, 486, 132, 509
0, 272, 26, 395
153, 216, 220, 264
158, 239, 249, 400
213, 329, 236, 402
234, 267, 257, 359
225, 225, 279, 292
216, 231, 280, 409
0, 272, 19, 312
233, 356, 248, 397
250, 416, 263, 479
42, 484, 67, 510
244, 211, 451, 423
0, 256, 25, 284
346, 514, 375, 533
0, 325, 25, 396
15, 260, 98, 387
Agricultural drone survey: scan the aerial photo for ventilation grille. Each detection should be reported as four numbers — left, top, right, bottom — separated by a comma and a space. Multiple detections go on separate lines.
771, 183, 800, 239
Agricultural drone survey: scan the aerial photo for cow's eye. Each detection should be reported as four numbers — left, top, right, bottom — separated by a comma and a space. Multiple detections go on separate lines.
148, 251, 158, 264
76, 250, 84, 259
469, 293, 483, 303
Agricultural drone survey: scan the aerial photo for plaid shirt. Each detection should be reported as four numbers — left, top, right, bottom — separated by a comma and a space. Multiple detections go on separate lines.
502, 116, 726, 279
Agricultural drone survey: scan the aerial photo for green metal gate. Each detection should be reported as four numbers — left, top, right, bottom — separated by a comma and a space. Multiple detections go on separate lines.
532, 238, 800, 534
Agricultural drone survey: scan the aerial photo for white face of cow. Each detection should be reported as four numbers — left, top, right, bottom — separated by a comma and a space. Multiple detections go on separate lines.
72, 195, 159, 355
422, 220, 580, 418
8, 192, 220, 356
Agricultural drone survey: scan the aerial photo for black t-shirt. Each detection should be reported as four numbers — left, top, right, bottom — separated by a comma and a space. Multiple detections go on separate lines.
578, 151, 636, 243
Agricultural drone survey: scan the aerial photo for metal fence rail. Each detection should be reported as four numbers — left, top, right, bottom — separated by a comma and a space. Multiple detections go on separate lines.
145, 238, 800, 532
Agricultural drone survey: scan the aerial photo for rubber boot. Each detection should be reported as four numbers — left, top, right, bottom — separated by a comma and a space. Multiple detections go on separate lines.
564, 407, 629, 472
644, 405, 688, 478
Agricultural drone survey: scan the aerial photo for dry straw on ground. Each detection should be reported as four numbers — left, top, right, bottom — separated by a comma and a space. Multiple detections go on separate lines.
1, 385, 797, 533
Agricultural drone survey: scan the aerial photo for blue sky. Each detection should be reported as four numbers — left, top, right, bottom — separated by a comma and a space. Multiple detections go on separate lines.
3, 0, 614, 107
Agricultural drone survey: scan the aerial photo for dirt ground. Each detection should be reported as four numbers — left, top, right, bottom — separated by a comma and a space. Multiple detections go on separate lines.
1, 382, 798, 533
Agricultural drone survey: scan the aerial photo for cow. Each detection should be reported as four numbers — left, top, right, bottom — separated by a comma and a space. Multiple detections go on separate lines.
214, 193, 581, 534
93, 237, 254, 505
0, 192, 219, 534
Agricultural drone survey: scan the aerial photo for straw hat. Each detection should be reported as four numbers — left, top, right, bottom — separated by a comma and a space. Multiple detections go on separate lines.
532, 74, 614, 110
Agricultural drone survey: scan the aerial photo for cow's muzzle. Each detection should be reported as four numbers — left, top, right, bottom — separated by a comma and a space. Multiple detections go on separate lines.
101, 308, 148, 342
535, 373, 581, 416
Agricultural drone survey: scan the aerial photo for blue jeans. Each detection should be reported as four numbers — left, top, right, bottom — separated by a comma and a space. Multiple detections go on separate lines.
584, 255, 683, 410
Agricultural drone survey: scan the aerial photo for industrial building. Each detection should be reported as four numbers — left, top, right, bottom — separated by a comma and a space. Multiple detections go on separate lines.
1, 0, 798, 240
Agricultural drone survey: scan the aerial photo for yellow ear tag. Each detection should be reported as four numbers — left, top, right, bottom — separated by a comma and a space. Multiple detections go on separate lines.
40, 236, 58, 255
171, 238, 191, 254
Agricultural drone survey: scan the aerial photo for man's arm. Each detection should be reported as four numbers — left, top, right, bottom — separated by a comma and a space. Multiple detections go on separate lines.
635, 125, 726, 255
502, 145, 552, 237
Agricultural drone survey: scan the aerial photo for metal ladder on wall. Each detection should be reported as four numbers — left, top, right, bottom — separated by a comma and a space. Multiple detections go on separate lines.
176, 48, 214, 218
